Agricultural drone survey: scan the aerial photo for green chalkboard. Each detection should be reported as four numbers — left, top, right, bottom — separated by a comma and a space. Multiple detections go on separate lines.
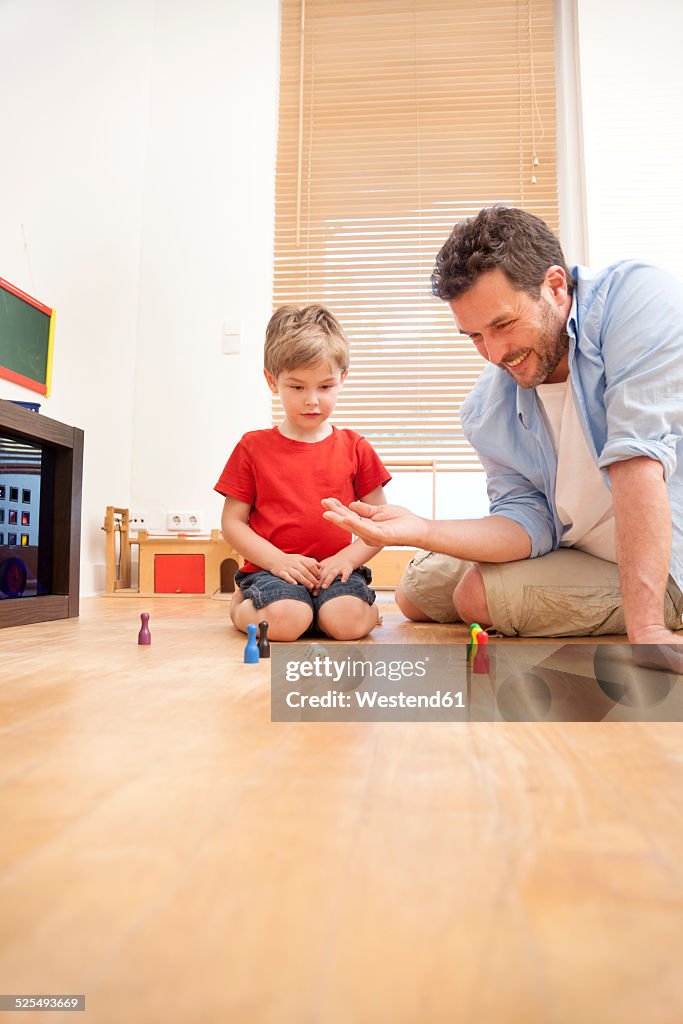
0, 278, 54, 396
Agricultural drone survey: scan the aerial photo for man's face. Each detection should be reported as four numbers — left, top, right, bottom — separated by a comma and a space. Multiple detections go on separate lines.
449, 267, 571, 388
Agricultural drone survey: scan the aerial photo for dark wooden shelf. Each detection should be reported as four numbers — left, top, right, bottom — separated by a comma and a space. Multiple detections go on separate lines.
0, 399, 83, 627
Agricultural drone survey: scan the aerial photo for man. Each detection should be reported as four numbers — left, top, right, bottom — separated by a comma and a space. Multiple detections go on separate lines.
323, 206, 683, 661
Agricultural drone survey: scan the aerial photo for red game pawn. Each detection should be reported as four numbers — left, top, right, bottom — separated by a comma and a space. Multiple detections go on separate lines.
138, 612, 151, 646
473, 630, 489, 674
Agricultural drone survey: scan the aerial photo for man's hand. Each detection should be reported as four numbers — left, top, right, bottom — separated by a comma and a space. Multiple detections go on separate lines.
321, 498, 430, 548
268, 553, 321, 590
627, 624, 683, 674
315, 550, 359, 592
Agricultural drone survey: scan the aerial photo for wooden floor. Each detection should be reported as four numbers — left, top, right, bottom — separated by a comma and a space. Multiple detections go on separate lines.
1, 596, 683, 1023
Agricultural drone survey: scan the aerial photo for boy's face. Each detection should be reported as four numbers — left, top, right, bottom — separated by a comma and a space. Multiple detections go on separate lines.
265, 359, 347, 436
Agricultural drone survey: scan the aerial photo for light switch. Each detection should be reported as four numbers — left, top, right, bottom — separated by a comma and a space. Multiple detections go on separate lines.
222, 320, 241, 355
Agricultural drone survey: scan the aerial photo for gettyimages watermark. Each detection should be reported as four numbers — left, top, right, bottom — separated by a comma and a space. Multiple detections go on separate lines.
271, 642, 683, 722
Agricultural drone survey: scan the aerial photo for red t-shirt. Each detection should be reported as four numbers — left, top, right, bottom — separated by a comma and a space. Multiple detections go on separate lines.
214, 427, 391, 573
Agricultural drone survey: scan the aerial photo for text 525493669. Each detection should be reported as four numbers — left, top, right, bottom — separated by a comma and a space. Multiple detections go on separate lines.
0, 995, 85, 1012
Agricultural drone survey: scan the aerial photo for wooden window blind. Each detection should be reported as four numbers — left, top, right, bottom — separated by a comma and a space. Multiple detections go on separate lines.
273, 0, 559, 470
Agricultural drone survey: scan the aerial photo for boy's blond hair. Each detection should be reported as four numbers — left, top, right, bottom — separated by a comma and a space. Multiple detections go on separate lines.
264, 304, 350, 377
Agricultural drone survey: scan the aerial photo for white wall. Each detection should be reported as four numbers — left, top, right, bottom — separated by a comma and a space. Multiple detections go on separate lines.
2, 0, 680, 593
130, 0, 279, 537
577, 0, 683, 278
0, 0, 279, 593
0, 0, 155, 592
554, 0, 588, 267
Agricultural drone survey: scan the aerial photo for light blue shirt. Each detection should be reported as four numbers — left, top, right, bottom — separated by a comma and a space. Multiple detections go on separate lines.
460, 261, 683, 588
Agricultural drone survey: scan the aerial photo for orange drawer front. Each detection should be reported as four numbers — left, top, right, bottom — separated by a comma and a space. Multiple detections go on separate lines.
154, 554, 205, 594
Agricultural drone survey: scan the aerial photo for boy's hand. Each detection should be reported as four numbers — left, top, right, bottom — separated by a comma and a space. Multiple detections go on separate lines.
315, 551, 359, 593
268, 553, 321, 590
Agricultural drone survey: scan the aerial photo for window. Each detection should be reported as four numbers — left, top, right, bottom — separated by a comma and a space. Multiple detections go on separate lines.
274, 0, 559, 468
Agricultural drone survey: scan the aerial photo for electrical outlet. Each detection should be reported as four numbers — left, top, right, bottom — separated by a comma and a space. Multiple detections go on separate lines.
184, 511, 202, 531
129, 510, 148, 531
166, 510, 203, 532
166, 511, 184, 531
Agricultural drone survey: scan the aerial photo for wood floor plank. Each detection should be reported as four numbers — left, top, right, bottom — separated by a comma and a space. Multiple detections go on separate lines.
0, 597, 682, 1023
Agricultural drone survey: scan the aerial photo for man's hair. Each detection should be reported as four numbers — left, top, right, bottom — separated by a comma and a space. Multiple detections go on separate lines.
264, 304, 350, 377
431, 205, 574, 301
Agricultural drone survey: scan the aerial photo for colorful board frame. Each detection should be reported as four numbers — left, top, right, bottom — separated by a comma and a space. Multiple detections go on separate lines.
0, 277, 55, 396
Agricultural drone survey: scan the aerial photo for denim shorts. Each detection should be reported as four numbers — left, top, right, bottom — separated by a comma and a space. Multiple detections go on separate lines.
234, 566, 376, 613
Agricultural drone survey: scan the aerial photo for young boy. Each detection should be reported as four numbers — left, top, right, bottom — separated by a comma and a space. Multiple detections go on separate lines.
215, 304, 391, 642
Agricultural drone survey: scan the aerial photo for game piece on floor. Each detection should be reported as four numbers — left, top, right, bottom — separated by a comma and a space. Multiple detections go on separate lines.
473, 652, 490, 674
244, 623, 260, 663
473, 630, 489, 674
138, 612, 151, 646
258, 621, 270, 659
468, 622, 483, 666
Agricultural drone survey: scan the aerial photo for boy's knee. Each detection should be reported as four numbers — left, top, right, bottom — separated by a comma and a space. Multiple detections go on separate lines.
236, 597, 313, 642
317, 597, 378, 640
266, 600, 314, 641
452, 567, 491, 628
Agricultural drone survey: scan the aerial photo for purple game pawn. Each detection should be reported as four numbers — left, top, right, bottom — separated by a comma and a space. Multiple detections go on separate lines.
138, 612, 151, 645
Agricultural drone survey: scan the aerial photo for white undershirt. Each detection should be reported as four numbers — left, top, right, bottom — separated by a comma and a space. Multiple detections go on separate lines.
535, 379, 617, 562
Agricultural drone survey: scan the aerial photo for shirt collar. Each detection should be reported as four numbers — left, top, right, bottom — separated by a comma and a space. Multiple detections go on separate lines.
567, 267, 580, 341
516, 273, 580, 428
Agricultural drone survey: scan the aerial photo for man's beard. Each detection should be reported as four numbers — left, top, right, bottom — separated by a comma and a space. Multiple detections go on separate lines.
500, 299, 569, 389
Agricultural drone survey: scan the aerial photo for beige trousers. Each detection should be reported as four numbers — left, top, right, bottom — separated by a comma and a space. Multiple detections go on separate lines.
399, 547, 683, 637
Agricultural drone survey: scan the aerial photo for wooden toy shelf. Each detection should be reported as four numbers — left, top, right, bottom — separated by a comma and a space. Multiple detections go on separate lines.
102, 507, 242, 598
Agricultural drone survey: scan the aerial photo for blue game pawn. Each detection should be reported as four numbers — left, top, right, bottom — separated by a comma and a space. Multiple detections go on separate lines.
244, 623, 260, 663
